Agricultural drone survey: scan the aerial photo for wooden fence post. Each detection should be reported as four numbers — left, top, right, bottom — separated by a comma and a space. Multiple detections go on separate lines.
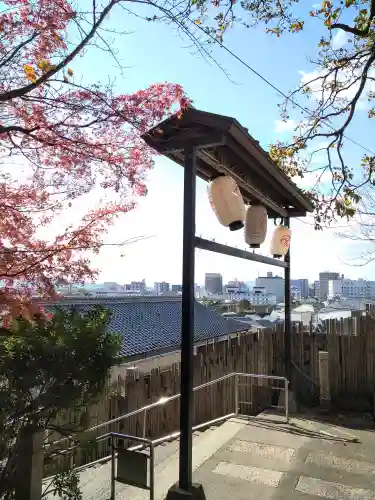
15, 426, 44, 500
318, 351, 330, 409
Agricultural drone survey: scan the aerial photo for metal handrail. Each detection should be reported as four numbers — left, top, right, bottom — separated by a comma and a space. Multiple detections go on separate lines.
83, 372, 288, 435
97, 432, 152, 444
105, 432, 155, 500
86, 373, 233, 435
67, 412, 237, 476
45, 372, 288, 454
46, 372, 232, 449
44, 372, 289, 480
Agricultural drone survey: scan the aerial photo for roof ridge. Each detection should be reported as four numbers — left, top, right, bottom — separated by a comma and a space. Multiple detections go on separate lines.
38, 295, 184, 305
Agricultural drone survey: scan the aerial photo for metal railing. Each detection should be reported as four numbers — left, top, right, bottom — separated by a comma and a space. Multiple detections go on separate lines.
45, 372, 289, 474
83, 372, 288, 437
97, 432, 155, 500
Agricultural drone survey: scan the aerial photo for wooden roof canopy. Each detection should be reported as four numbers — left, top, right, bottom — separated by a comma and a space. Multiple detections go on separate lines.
142, 107, 314, 218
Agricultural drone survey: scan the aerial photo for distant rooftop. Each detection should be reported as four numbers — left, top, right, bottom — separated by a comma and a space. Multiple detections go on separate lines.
293, 304, 315, 313
44, 297, 247, 358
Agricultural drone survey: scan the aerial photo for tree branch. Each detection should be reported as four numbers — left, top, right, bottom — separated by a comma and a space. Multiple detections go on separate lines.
0, 32, 39, 70
330, 23, 366, 37
0, 0, 119, 102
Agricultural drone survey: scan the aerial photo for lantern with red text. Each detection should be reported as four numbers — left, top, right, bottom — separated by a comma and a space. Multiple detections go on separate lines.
207, 175, 246, 231
244, 205, 267, 248
270, 225, 291, 258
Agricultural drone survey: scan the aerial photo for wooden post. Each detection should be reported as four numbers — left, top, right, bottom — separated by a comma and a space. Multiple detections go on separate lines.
318, 351, 330, 409
15, 426, 44, 500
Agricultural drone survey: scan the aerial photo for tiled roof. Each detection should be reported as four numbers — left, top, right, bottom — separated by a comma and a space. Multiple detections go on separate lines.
46, 297, 246, 357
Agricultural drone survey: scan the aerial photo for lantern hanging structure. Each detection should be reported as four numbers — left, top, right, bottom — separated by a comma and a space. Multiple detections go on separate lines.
270, 224, 291, 258
142, 106, 314, 500
207, 175, 246, 231
244, 204, 268, 248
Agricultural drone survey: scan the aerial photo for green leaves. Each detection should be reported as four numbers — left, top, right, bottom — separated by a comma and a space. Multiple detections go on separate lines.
1, 306, 121, 499
1, 306, 120, 414
289, 20, 304, 32
43, 470, 82, 500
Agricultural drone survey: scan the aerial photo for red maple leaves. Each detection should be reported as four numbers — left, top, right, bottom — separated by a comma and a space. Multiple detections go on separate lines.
0, 0, 189, 318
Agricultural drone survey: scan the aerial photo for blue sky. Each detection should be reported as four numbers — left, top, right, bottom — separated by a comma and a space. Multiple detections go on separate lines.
58, 3, 375, 286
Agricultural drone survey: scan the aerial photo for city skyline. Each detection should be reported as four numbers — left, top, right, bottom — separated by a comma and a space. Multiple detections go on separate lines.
64, 270, 375, 302
81, 271, 373, 289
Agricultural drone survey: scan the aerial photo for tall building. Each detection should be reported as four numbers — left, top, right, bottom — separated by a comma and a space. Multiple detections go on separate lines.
249, 287, 277, 306
205, 273, 223, 295
255, 272, 284, 303
291, 279, 309, 299
319, 271, 340, 299
225, 279, 249, 296
312, 281, 320, 298
291, 286, 302, 301
328, 278, 375, 300
124, 279, 146, 294
154, 281, 170, 294
171, 284, 183, 293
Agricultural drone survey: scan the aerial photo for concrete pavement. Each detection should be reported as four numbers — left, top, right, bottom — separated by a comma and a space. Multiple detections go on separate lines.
193, 412, 375, 500
58, 411, 375, 500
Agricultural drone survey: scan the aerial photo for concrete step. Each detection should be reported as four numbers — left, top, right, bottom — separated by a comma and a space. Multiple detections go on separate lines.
60, 418, 246, 500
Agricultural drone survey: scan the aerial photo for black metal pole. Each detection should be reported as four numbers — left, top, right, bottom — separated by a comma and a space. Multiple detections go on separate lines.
284, 217, 292, 384
179, 146, 197, 491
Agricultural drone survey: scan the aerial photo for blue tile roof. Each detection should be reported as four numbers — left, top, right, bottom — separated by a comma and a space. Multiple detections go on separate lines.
47, 297, 246, 357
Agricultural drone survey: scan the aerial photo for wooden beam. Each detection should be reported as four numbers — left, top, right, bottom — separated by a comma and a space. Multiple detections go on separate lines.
225, 136, 293, 207
144, 131, 226, 154
167, 133, 226, 153
287, 208, 308, 217
228, 127, 314, 213
195, 237, 289, 268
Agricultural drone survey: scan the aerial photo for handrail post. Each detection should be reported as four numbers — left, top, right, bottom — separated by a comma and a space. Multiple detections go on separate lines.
234, 374, 239, 414
110, 435, 116, 500
285, 378, 289, 423
150, 442, 155, 500
143, 409, 147, 439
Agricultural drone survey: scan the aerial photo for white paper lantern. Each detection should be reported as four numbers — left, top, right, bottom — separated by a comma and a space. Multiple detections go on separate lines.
207, 175, 246, 231
270, 225, 291, 258
244, 205, 267, 248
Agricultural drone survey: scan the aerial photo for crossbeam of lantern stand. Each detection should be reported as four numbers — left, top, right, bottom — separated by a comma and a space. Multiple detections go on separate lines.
142, 107, 314, 500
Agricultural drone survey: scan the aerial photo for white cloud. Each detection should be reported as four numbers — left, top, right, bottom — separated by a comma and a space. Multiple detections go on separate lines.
332, 30, 348, 50
274, 119, 297, 133
292, 169, 331, 189
299, 65, 375, 111
313, 141, 330, 150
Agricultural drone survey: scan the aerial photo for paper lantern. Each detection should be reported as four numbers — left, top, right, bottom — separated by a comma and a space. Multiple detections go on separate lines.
270, 225, 291, 258
207, 175, 246, 231
244, 205, 268, 248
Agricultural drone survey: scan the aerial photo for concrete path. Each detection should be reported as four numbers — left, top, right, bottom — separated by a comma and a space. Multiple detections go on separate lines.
54, 411, 375, 500
193, 412, 375, 500
67, 419, 246, 500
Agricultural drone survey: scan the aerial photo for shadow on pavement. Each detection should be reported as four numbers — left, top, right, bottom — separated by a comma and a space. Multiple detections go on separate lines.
235, 413, 361, 443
